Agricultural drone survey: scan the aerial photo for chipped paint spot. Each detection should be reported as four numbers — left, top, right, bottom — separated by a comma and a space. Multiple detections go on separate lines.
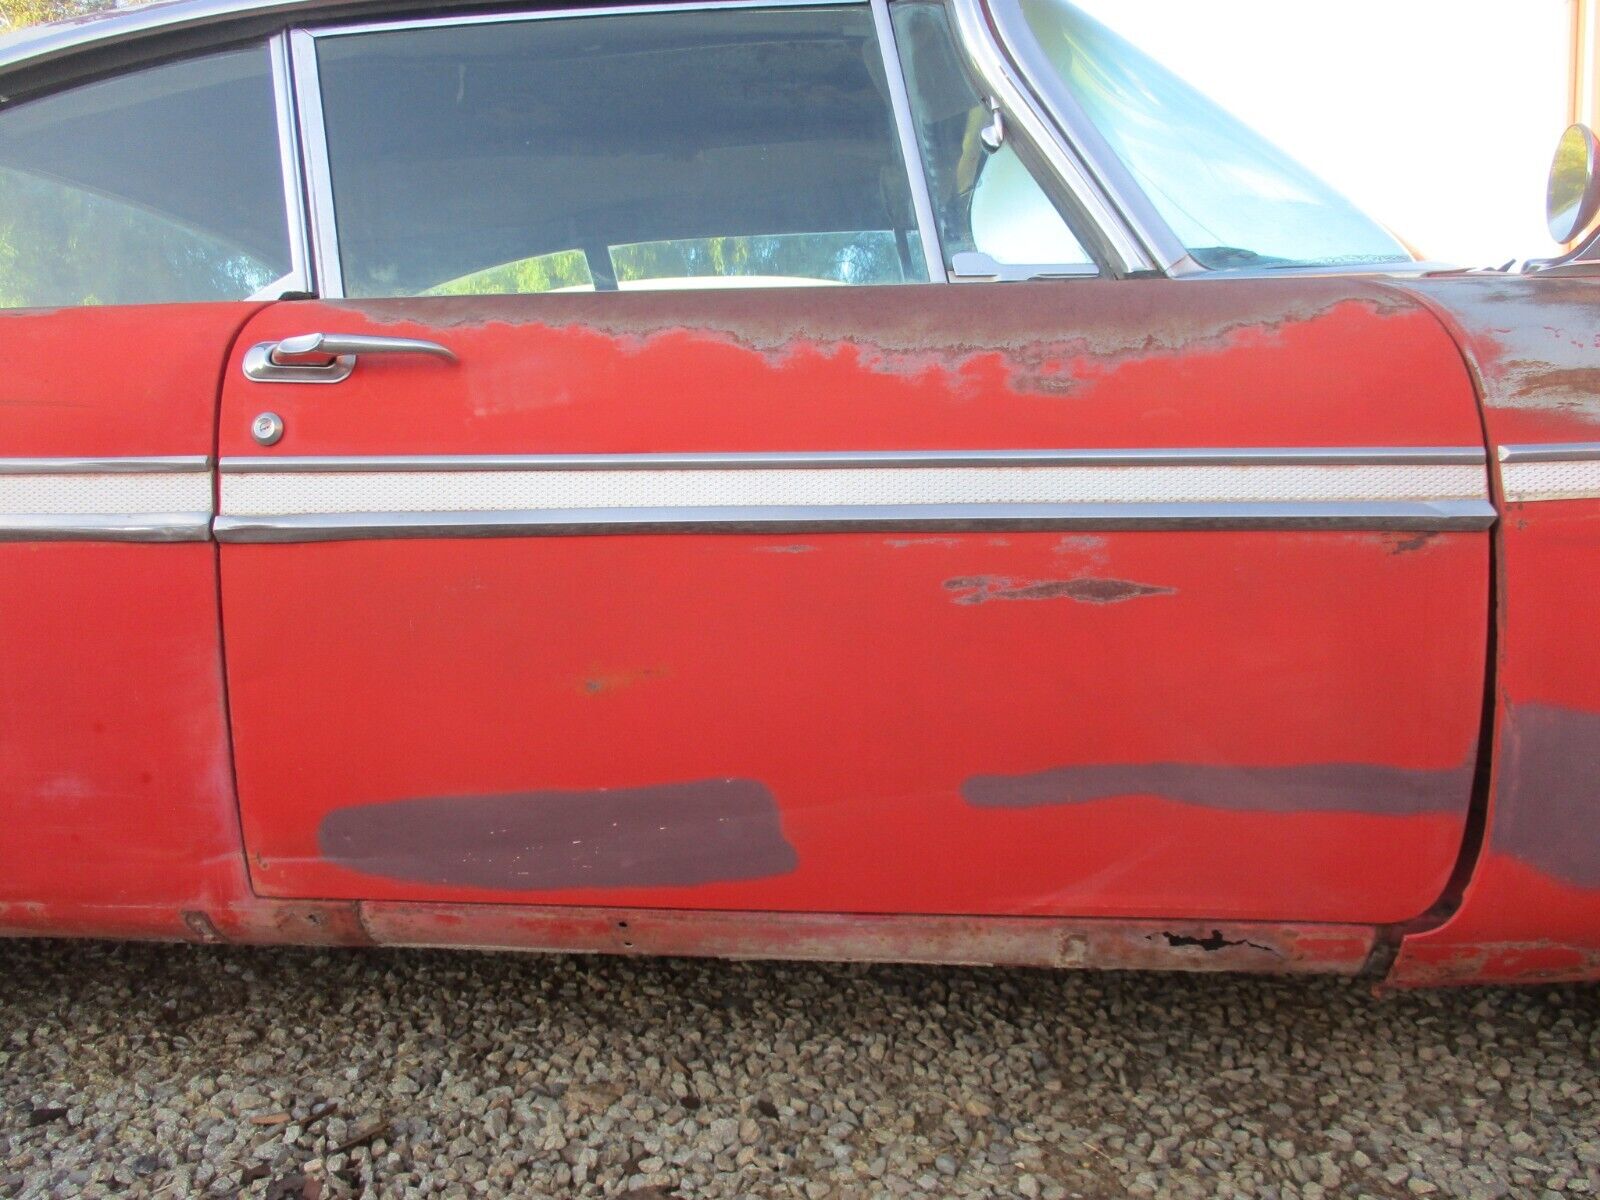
579, 667, 667, 696
1381, 532, 1438, 555
319, 779, 796, 890
944, 575, 1174, 605
756, 544, 815, 554
1494, 703, 1600, 888
964, 760, 1472, 815
884, 537, 961, 548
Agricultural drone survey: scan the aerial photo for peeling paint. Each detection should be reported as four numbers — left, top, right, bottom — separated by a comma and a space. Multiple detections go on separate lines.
944, 575, 1175, 605
1394, 276, 1600, 424
964, 759, 1473, 815
318, 779, 797, 890
1381, 532, 1438, 555
339, 281, 1415, 401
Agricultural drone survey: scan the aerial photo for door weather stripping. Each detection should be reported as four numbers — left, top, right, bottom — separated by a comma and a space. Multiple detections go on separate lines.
0, 456, 213, 542
213, 447, 1494, 543
1497, 442, 1600, 503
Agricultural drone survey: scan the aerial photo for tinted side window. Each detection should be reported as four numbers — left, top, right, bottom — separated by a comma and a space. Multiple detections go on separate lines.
891, 0, 1092, 276
313, 6, 930, 296
0, 46, 292, 308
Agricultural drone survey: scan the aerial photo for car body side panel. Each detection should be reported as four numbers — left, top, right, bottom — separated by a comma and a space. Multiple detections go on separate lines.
1387, 275, 1600, 986
0, 304, 258, 921
217, 279, 1490, 925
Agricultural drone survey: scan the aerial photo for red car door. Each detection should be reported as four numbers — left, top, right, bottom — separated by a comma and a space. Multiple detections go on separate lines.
212, 2, 1491, 927
215, 279, 1491, 924
0, 40, 301, 935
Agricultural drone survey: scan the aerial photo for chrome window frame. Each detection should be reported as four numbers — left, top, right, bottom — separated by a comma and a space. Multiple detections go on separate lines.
256, 31, 315, 297
0, 32, 316, 305
286, 0, 1129, 297
0, 0, 1165, 290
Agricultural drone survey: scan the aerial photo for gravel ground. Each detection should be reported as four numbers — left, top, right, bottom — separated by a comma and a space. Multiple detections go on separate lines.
1, 941, 1597, 1199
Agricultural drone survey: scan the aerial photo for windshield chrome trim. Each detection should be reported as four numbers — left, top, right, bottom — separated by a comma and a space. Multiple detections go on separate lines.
979, 0, 1191, 275
943, 0, 1151, 275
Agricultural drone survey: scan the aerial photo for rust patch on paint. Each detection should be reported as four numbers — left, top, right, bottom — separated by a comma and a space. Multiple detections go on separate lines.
1493, 703, 1600, 887
1394, 276, 1600, 423
338, 279, 1414, 399
319, 779, 796, 890
965, 759, 1472, 815
944, 575, 1174, 605
1380, 531, 1438, 555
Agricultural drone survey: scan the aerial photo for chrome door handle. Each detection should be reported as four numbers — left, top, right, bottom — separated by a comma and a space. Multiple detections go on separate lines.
243, 332, 457, 383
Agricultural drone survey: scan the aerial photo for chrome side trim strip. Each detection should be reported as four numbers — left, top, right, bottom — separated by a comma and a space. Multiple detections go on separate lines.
0, 456, 214, 542
1, 515, 213, 542
215, 500, 1497, 542
1498, 443, 1600, 503
1497, 442, 1600, 463
215, 448, 1493, 540
221, 447, 1488, 472
0, 456, 211, 474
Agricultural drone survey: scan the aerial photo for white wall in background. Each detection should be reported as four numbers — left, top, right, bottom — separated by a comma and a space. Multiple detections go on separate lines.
1073, 0, 1572, 266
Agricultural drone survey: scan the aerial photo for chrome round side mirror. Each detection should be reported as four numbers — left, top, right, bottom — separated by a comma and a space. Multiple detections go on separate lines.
1547, 124, 1600, 243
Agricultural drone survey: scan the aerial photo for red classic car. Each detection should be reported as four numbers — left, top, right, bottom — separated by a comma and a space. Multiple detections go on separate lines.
2, 0, 1597, 988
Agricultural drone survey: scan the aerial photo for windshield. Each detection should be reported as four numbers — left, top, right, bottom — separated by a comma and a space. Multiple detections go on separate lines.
1016, 0, 1413, 270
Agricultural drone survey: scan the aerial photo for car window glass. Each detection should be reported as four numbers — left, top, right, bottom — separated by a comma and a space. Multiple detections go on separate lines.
891, 0, 1093, 275
314, 6, 931, 297
0, 45, 292, 308
1017, 0, 1411, 270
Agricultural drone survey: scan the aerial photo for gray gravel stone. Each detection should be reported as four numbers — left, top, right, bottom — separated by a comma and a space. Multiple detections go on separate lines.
0, 941, 1596, 1198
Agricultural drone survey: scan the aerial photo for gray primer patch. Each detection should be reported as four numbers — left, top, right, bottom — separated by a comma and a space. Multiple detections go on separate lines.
945, 576, 1174, 605
964, 760, 1472, 816
1493, 703, 1600, 888
319, 779, 796, 890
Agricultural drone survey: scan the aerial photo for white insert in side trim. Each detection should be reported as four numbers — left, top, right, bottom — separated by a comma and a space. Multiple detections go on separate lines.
223, 462, 1488, 515
214, 449, 1493, 540
0, 457, 213, 541
1498, 444, 1600, 503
